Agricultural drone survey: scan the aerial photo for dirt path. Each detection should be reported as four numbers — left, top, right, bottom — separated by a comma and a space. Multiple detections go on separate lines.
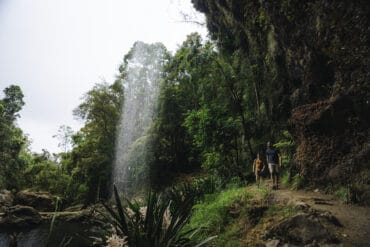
269, 183, 370, 247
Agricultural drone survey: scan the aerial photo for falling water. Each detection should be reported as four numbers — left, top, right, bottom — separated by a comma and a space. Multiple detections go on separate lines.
113, 42, 166, 196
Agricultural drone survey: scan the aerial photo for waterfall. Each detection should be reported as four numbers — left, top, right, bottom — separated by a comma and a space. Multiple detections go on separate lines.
113, 41, 167, 196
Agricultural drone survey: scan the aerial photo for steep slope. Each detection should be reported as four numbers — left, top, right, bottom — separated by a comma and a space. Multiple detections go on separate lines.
192, 0, 370, 202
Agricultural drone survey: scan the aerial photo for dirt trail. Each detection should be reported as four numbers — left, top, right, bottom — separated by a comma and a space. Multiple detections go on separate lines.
270, 184, 370, 247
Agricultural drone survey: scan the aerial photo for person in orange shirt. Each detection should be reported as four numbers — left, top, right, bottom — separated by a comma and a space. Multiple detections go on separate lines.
252, 153, 265, 187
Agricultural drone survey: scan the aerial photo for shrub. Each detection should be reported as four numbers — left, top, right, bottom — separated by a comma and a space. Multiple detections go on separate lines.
291, 174, 305, 190
100, 185, 216, 246
281, 170, 291, 187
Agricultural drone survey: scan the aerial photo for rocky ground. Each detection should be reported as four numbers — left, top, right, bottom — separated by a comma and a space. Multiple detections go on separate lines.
243, 182, 370, 247
272, 186, 370, 247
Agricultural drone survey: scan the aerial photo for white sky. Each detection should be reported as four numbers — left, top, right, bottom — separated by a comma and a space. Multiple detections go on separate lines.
0, 0, 206, 153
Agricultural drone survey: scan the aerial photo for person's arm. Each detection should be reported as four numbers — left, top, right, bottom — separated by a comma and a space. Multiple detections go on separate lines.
252, 159, 256, 172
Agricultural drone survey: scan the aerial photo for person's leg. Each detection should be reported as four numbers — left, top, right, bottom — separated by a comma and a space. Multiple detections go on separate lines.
271, 164, 277, 189
275, 167, 279, 189
268, 163, 273, 180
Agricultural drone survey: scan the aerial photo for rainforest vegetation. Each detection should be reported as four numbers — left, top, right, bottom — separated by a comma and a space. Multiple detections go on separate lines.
0, 0, 369, 246
2, 34, 282, 204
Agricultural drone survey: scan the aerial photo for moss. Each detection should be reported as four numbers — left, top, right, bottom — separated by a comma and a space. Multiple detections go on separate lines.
257, 7, 270, 31
267, 26, 278, 58
265, 204, 298, 219
280, 0, 298, 22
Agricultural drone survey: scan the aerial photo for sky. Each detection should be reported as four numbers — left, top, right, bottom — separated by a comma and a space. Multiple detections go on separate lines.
0, 0, 207, 153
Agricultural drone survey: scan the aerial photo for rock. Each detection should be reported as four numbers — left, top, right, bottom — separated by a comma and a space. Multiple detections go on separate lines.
318, 211, 343, 227
247, 206, 268, 225
294, 202, 310, 211
265, 213, 339, 245
0, 189, 14, 212
0, 205, 42, 230
14, 190, 56, 212
265, 239, 280, 247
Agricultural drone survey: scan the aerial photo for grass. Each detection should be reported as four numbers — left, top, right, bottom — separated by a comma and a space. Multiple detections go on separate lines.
184, 187, 250, 243
189, 188, 248, 233
184, 183, 275, 246
265, 204, 297, 219
183, 179, 306, 246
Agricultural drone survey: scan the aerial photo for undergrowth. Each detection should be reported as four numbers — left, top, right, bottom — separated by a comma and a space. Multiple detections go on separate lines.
183, 186, 250, 245
281, 170, 291, 188
281, 173, 306, 190
333, 186, 350, 203
184, 183, 273, 246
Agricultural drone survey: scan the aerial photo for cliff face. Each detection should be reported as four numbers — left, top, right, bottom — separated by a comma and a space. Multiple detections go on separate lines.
192, 0, 370, 201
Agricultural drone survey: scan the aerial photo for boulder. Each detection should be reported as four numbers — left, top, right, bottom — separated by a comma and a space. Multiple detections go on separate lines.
0, 189, 14, 212
265, 213, 339, 245
14, 190, 56, 212
265, 239, 280, 247
0, 205, 42, 230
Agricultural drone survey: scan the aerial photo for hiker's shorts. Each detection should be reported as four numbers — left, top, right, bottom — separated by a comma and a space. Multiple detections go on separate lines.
255, 171, 263, 177
268, 163, 279, 175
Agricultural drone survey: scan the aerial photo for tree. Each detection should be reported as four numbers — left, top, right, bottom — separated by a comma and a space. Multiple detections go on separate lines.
24, 150, 70, 196
53, 125, 74, 153
151, 33, 245, 182
67, 81, 123, 204
0, 85, 27, 190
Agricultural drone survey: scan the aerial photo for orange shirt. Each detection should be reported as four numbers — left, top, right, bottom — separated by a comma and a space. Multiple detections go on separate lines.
255, 158, 262, 172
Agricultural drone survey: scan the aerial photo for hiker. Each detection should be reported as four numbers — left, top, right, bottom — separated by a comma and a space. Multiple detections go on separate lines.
252, 153, 265, 187
266, 142, 281, 189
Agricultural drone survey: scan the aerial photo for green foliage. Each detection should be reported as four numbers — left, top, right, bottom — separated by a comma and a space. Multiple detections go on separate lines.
281, 170, 291, 188
0, 85, 27, 190
53, 125, 74, 153
291, 174, 305, 190
101, 185, 215, 246
23, 152, 70, 196
185, 187, 250, 241
334, 186, 350, 203
168, 175, 223, 207
257, 7, 270, 31
1, 85, 25, 121
153, 33, 257, 182
66, 81, 123, 204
